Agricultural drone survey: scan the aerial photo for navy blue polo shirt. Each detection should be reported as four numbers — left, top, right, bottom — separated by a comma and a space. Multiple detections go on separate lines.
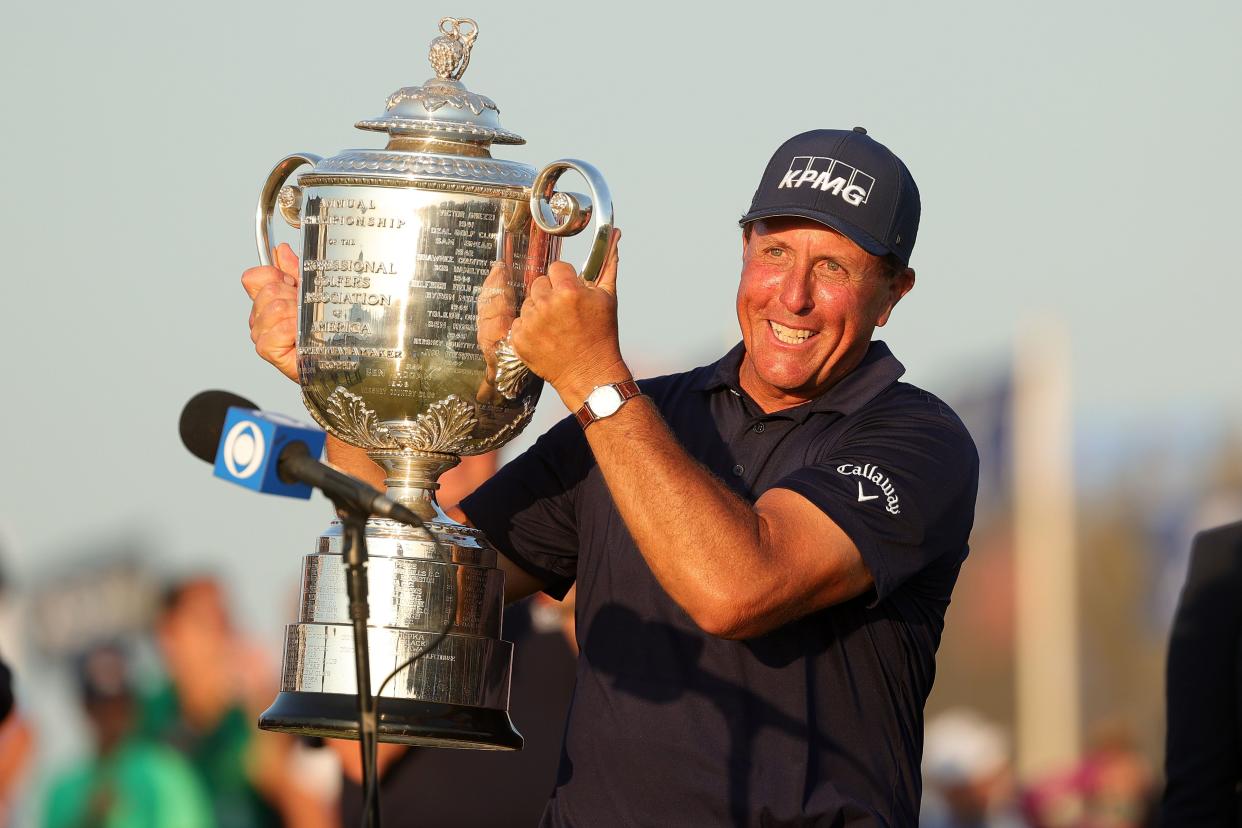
460, 340, 979, 828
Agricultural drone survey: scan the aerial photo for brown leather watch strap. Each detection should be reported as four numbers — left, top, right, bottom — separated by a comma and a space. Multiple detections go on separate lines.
574, 380, 642, 428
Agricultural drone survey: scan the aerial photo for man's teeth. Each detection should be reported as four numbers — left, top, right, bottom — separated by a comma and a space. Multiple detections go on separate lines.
769, 321, 813, 344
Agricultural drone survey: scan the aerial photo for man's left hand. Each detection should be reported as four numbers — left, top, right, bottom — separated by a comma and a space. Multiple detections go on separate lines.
510, 229, 628, 409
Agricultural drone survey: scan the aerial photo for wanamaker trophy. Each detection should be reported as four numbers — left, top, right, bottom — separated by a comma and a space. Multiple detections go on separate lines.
253, 16, 613, 750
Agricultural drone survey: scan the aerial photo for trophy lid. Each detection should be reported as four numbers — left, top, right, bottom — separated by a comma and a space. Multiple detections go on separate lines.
356, 17, 524, 146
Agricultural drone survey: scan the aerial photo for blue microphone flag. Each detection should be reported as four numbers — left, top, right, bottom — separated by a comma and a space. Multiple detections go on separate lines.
212, 407, 327, 499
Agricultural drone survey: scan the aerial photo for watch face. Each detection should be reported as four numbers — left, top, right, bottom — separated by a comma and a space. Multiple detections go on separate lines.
587, 384, 623, 418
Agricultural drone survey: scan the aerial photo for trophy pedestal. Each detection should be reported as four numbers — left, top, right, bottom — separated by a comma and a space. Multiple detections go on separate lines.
259, 692, 521, 750
258, 517, 523, 751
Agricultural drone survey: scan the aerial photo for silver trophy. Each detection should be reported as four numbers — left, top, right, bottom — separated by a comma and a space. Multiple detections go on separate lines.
253, 17, 612, 750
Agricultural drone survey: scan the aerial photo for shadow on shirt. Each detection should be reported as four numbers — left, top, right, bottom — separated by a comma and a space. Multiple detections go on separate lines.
578, 602, 881, 828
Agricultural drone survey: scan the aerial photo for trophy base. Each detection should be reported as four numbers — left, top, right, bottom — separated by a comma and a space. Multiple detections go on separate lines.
259, 691, 523, 750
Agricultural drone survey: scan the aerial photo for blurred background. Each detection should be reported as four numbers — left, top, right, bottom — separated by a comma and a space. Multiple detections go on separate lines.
2, 0, 1240, 825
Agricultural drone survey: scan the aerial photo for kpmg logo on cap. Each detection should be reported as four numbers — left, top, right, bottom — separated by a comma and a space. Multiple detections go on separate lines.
778, 156, 875, 207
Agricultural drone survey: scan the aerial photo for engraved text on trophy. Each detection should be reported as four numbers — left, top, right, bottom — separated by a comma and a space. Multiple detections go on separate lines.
296, 187, 534, 436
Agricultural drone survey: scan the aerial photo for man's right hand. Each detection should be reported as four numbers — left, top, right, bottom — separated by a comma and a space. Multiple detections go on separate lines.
242, 243, 301, 382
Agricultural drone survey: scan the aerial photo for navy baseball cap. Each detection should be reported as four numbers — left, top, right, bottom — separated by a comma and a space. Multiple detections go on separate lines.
740, 128, 921, 266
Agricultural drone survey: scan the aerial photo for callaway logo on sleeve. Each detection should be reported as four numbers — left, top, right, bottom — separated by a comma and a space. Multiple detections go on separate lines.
836, 462, 902, 515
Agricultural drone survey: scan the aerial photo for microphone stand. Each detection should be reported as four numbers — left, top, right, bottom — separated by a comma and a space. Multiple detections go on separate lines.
332, 498, 382, 828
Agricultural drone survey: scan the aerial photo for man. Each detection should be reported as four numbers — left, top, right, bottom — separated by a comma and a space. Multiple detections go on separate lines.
244, 128, 979, 826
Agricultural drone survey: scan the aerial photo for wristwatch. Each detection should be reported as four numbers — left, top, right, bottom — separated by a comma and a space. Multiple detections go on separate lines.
574, 380, 642, 428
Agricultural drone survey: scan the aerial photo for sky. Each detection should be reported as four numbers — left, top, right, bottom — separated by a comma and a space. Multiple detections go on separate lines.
1, 0, 1239, 645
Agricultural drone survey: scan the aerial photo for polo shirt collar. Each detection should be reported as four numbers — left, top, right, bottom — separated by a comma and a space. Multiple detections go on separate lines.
696, 339, 906, 419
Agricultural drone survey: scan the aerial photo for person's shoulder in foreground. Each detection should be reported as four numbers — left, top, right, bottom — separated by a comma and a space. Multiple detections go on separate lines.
1160, 519, 1242, 826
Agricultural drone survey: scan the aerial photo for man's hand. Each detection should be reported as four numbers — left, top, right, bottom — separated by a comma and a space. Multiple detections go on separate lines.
509, 229, 626, 410
475, 260, 518, 404
242, 243, 301, 382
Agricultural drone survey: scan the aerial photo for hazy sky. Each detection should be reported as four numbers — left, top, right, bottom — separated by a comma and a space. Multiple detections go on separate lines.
1, 0, 1239, 640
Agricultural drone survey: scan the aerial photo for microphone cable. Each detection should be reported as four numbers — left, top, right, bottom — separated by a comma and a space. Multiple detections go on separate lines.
356, 540, 459, 828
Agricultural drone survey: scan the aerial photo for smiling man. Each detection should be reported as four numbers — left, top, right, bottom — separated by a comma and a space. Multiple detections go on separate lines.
245, 127, 979, 827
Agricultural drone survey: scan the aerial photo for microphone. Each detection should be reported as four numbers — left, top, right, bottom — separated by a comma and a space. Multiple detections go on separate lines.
180, 390, 421, 525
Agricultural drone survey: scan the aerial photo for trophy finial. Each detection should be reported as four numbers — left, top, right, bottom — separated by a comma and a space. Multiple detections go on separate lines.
360, 16, 523, 145
429, 17, 478, 81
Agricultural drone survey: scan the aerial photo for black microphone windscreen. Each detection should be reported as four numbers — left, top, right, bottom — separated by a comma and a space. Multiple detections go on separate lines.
179, 389, 259, 463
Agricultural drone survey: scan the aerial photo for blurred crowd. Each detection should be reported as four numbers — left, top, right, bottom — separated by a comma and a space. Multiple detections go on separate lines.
920, 710, 1156, 828
1, 572, 332, 827
0, 573, 578, 828
0, 592, 1163, 828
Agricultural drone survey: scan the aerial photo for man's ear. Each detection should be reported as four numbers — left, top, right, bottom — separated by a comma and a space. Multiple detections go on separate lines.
876, 268, 915, 327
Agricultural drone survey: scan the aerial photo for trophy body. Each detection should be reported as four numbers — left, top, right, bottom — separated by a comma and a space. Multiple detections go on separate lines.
253, 18, 612, 750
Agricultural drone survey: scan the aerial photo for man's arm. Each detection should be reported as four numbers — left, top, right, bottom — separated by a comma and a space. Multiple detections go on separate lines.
323, 437, 548, 604
509, 234, 870, 640
443, 504, 548, 602
585, 395, 870, 639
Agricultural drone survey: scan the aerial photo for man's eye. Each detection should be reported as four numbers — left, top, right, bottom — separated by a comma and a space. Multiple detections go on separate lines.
766, 247, 785, 257
822, 260, 842, 272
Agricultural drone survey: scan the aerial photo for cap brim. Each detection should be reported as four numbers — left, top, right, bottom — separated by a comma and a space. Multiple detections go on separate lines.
739, 206, 892, 260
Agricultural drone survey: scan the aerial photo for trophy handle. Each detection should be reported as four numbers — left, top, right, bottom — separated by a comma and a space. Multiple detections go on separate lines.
529, 159, 615, 283
256, 152, 322, 266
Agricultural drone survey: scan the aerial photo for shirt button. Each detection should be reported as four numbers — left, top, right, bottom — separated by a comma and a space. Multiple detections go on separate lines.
753, 422, 766, 434
732, 464, 744, 476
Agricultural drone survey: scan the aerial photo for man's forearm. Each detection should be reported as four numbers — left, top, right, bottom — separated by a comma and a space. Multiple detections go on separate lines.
576, 390, 781, 637
329, 437, 547, 603
325, 436, 387, 489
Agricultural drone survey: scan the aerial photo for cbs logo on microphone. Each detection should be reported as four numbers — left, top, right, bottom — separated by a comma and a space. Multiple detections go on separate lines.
222, 420, 266, 479
212, 408, 325, 498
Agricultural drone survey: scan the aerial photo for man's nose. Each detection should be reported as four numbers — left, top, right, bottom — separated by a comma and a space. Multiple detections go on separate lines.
778, 266, 814, 313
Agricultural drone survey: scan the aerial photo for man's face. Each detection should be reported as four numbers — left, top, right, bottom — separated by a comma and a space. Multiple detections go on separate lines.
736, 217, 914, 411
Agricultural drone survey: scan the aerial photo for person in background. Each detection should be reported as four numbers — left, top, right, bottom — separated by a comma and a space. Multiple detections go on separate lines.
0, 564, 34, 827
0, 655, 34, 828
42, 644, 213, 828
331, 453, 580, 827
336, 595, 578, 827
143, 577, 332, 828
0, 659, 11, 726
1023, 722, 1154, 828
920, 708, 1023, 828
